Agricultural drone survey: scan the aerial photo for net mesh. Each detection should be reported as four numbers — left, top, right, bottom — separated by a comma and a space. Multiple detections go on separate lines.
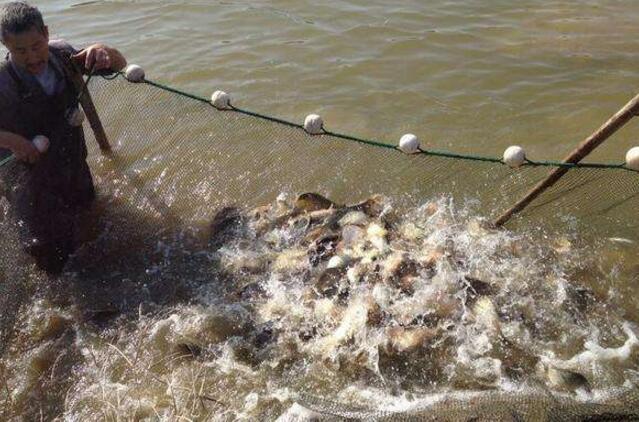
2, 74, 639, 420
293, 385, 639, 421
79, 75, 639, 241
80, 76, 639, 420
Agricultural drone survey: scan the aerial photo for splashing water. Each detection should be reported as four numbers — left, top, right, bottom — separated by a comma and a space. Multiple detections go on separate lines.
1, 193, 639, 420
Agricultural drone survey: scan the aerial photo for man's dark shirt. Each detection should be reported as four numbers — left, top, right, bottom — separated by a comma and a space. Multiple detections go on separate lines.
0, 39, 77, 159
0, 40, 95, 274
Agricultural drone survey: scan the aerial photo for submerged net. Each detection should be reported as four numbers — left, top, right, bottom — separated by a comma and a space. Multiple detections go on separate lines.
81, 75, 639, 239
2, 73, 639, 421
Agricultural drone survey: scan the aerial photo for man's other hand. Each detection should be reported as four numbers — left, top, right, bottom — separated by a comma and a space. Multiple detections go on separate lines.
12, 137, 40, 164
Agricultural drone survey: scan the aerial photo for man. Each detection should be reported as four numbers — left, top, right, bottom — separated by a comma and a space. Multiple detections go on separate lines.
0, 2, 127, 274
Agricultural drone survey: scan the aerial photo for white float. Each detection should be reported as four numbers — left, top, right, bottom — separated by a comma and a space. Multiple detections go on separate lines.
32, 135, 50, 153
398, 133, 420, 154
625, 147, 639, 171
124, 64, 145, 82
503, 145, 526, 168
303, 114, 324, 135
211, 90, 231, 109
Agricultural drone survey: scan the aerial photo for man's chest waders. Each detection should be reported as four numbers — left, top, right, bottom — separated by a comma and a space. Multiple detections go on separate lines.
1, 46, 95, 274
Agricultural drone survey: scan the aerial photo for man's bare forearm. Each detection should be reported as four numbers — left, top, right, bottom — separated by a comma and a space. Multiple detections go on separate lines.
0, 130, 25, 151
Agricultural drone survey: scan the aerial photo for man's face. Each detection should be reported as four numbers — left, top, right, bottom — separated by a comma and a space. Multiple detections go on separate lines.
2, 25, 49, 75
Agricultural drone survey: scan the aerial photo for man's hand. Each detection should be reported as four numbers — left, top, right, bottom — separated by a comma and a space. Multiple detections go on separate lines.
10, 136, 40, 164
73, 44, 111, 72
72, 44, 127, 73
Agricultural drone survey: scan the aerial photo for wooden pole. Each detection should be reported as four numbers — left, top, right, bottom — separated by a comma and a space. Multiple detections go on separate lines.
493, 93, 639, 227
60, 57, 111, 152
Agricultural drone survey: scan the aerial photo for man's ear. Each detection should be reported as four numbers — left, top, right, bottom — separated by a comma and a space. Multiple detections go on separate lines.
43, 25, 49, 41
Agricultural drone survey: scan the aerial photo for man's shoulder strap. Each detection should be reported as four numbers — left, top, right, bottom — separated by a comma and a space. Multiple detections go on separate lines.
48, 44, 74, 73
48, 41, 82, 75
48, 45, 82, 96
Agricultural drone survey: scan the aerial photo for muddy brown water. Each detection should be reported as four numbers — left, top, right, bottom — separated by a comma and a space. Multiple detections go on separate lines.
2, 1, 639, 420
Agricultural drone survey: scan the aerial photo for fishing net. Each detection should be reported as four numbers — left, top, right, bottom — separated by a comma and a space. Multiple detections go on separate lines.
2, 73, 639, 421
81, 75, 639, 420
77, 75, 639, 240
294, 386, 639, 421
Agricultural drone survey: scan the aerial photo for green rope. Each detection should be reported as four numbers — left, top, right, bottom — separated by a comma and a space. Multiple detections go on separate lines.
0, 71, 635, 173
321, 129, 398, 151
525, 159, 629, 170
131, 74, 633, 171
421, 148, 503, 164
231, 105, 305, 130
143, 79, 210, 105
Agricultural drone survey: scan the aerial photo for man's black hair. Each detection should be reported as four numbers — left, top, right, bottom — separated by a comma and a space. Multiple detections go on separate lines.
0, 2, 45, 41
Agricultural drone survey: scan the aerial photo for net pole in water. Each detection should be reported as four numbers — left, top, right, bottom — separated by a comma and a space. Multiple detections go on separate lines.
60, 56, 111, 152
494, 93, 639, 227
